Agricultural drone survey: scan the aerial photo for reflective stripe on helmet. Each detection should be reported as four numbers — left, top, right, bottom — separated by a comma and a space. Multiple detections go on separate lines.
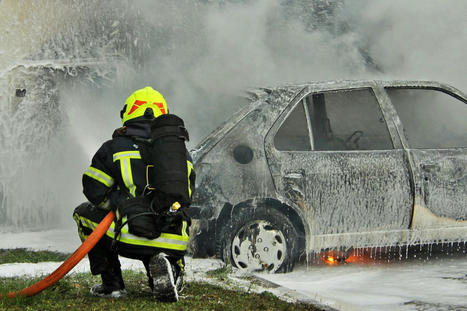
76, 215, 189, 251
113, 151, 141, 197
84, 166, 114, 188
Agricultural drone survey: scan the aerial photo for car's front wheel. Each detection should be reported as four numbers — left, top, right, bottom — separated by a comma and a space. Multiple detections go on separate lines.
217, 206, 298, 273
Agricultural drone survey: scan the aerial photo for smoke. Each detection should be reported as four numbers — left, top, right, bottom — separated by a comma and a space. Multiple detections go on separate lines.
339, 0, 467, 87
0, 0, 466, 228
116, 0, 371, 142
100, 0, 467, 141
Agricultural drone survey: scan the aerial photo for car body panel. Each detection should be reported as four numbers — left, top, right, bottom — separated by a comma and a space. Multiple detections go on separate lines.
191, 87, 303, 219
264, 83, 414, 251
411, 150, 467, 220
377, 83, 467, 223
189, 80, 467, 257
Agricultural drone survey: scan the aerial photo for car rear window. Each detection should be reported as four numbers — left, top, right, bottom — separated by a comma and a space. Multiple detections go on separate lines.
386, 88, 467, 149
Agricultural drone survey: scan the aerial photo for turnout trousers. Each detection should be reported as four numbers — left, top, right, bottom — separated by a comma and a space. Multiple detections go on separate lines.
73, 202, 189, 276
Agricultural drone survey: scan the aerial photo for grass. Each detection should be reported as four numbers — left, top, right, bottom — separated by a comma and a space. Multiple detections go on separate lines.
0, 271, 318, 311
205, 264, 233, 281
0, 250, 321, 311
0, 249, 69, 264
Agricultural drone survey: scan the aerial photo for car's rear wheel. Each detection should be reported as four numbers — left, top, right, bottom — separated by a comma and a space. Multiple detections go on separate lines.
216, 206, 298, 273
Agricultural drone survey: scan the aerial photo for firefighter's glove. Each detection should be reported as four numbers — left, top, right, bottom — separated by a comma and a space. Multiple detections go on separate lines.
109, 191, 127, 211
97, 200, 111, 211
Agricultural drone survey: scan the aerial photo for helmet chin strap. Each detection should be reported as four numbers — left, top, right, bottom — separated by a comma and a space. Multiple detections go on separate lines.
120, 104, 127, 119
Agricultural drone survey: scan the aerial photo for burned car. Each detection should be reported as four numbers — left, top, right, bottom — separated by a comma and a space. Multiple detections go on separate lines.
188, 80, 467, 272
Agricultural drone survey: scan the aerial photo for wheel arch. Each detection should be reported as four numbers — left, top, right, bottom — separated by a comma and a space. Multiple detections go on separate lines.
215, 198, 307, 258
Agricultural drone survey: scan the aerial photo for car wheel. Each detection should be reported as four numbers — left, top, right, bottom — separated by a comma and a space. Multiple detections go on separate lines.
217, 206, 298, 273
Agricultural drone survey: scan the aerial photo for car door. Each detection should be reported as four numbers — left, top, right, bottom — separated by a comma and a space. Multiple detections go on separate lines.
265, 86, 413, 248
385, 87, 467, 225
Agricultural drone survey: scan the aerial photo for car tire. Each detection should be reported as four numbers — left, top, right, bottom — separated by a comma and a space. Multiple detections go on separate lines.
216, 206, 298, 273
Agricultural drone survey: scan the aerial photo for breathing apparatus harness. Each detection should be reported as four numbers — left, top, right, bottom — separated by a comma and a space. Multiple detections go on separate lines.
112, 114, 191, 247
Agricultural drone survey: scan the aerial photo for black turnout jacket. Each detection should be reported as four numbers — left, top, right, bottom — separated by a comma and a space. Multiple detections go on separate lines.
82, 120, 195, 209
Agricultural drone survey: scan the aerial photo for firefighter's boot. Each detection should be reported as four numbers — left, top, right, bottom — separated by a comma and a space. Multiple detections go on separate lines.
90, 266, 127, 298
149, 252, 178, 302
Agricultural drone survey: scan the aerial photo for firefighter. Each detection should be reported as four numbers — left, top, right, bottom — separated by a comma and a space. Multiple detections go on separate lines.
73, 87, 195, 302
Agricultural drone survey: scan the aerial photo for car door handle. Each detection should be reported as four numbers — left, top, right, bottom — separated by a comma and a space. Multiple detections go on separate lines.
284, 171, 305, 179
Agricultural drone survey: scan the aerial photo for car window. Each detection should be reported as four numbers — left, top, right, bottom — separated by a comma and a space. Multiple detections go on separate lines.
386, 88, 467, 149
274, 101, 311, 151
305, 88, 393, 151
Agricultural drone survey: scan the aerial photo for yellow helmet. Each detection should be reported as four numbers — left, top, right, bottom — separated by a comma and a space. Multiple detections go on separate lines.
120, 86, 168, 125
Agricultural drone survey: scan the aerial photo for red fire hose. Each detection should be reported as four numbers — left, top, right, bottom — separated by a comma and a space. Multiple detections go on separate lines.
2, 211, 115, 298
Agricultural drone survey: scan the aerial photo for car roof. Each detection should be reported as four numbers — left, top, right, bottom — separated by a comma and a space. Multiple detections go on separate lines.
245, 80, 466, 111
263, 79, 465, 95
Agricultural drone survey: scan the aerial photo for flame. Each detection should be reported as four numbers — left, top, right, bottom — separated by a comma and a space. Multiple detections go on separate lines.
320, 250, 346, 265
323, 255, 337, 265
320, 248, 382, 265
345, 254, 376, 264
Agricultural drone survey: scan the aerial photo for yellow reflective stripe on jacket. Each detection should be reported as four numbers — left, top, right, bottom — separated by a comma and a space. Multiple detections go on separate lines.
112, 151, 141, 197
109, 218, 188, 241
107, 219, 189, 250
84, 166, 114, 188
113, 151, 141, 161
187, 160, 194, 197
76, 216, 189, 251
